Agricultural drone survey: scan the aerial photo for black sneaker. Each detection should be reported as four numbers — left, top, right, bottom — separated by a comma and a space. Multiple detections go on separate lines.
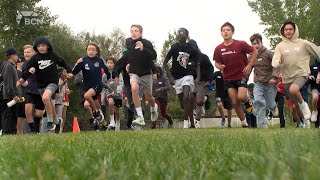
204, 95, 211, 110
46, 122, 56, 131
228, 125, 232, 128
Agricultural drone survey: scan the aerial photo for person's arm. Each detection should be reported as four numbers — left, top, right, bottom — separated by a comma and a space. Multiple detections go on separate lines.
243, 42, 258, 75
72, 58, 84, 75
101, 74, 109, 89
141, 39, 157, 60
163, 46, 175, 85
55, 52, 73, 77
159, 76, 171, 92
101, 59, 111, 80
21, 56, 37, 82
272, 45, 282, 68
213, 47, 225, 72
73, 73, 83, 86
269, 50, 279, 84
3, 64, 19, 101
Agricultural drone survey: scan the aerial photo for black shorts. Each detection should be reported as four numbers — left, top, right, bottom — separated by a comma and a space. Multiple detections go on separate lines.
84, 85, 102, 100
216, 96, 232, 110
114, 98, 123, 108
25, 93, 45, 110
17, 101, 25, 118
225, 78, 248, 90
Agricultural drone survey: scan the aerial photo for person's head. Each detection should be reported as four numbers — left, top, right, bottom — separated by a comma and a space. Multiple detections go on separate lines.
16, 57, 25, 68
188, 39, 199, 51
280, 21, 296, 39
250, 33, 263, 51
86, 42, 100, 58
58, 67, 67, 79
220, 22, 235, 40
5, 48, 19, 63
106, 58, 116, 70
177, 28, 189, 43
130, 24, 143, 40
33, 36, 52, 54
23, 44, 35, 61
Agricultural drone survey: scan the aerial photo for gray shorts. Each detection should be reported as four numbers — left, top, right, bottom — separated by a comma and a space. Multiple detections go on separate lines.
38, 83, 58, 98
192, 81, 207, 96
129, 73, 152, 95
284, 76, 308, 102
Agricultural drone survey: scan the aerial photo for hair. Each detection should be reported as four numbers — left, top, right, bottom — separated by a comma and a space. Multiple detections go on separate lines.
221, 22, 235, 32
57, 67, 66, 77
23, 44, 33, 51
106, 57, 116, 64
281, 20, 296, 36
178, 27, 189, 36
131, 24, 143, 33
250, 33, 263, 43
86, 42, 100, 57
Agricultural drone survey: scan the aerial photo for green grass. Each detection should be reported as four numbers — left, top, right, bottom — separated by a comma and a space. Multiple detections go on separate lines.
0, 128, 320, 180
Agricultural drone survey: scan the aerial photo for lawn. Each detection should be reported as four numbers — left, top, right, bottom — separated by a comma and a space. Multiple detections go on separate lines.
0, 128, 320, 180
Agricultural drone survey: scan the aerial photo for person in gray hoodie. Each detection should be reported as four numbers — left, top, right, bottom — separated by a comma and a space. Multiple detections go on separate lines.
0, 48, 21, 134
249, 33, 279, 128
152, 66, 173, 128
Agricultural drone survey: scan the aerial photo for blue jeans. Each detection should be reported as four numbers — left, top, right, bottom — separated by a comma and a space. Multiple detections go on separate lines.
253, 83, 277, 128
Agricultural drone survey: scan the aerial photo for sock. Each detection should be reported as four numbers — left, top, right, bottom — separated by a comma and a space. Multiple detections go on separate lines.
28, 122, 35, 132
204, 95, 208, 102
110, 115, 115, 125
34, 117, 41, 133
47, 115, 53, 123
150, 105, 155, 112
136, 107, 143, 117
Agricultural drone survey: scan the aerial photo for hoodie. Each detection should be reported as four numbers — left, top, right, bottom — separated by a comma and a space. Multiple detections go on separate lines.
1, 60, 21, 99
253, 46, 279, 83
152, 66, 170, 100
126, 37, 157, 77
272, 23, 320, 84
22, 37, 72, 88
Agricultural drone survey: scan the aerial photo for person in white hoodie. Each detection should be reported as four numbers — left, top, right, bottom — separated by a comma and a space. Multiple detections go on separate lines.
272, 21, 320, 128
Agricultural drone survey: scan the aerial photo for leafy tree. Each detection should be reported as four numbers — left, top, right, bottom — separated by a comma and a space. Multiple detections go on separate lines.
0, 0, 56, 54
159, 30, 178, 66
247, 0, 320, 48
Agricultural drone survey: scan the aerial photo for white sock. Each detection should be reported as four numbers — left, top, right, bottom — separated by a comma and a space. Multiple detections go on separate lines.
150, 105, 155, 112
110, 115, 115, 125
204, 95, 208, 102
136, 107, 143, 117
47, 115, 53, 123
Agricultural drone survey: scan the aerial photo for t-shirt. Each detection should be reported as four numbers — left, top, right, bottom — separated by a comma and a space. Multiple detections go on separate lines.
213, 40, 254, 81
166, 43, 198, 79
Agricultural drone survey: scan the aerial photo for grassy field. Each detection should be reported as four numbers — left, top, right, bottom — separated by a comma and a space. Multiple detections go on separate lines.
0, 128, 320, 180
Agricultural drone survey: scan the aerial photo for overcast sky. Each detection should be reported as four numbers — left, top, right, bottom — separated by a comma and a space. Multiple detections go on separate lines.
38, 0, 270, 60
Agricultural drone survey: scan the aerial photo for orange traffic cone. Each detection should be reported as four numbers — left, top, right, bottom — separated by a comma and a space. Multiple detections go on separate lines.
72, 117, 80, 133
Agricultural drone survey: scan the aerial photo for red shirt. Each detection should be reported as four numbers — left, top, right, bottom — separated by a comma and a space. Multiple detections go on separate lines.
277, 76, 285, 94
213, 40, 254, 81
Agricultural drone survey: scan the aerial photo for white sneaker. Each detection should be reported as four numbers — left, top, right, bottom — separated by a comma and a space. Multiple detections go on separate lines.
151, 104, 158, 122
59, 117, 64, 133
241, 120, 248, 127
271, 107, 279, 117
310, 110, 318, 122
299, 101, 311, 120
115, 120, 120, 131
109, 120, 116, 128
183, 120, 189, 129
194, 120, 201, 128
98, 109, 105, 124
304, 119, 311, 128
132, 116, 146, 126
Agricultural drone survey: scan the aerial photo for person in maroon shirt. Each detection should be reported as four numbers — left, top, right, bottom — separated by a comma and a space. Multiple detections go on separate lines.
213, 22, 258, 127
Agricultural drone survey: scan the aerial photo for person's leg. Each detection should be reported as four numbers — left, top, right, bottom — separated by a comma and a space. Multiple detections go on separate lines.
289, 78, 310, 120
228, 87, 247, 126
311, 89, 319, 122
16, 117, 24, 134
159, 99, 173, 126
84, 88, 98, 113
216, 99, 226, 126
42, 89, 55, 131
277, 93, 285, 128
253, 84, 268, 128
227, 109, 232, 127
265, 84, 278, 111
108, 97, 115, 127
182, 85, 194, 127
61, 106, 67, 133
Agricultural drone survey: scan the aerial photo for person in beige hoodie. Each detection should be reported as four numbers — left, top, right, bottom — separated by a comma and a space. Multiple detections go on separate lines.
272, 21, 320, 128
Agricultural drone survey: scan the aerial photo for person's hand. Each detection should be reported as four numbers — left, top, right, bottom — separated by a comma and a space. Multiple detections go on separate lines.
66, 89, 73, 95
126, 64, 130, 72
309, 75, 315, 81
317, 73, 320, 84
66, 73, 73, 79
135, 41, 144, 51
269, 78, 276, 85
243, 64, 252, 75
156, 88, 162, 92
29, 67, 36, 74
21, 80, 28, 87
204, 81, 210, 86
76, 58, 83, 64
216, 64, 226, 71
194, 78, 200, 86
152, 74, 157, 80
13, 96, 20, 103
279, 55, 284, 64
16, 79, 25, 87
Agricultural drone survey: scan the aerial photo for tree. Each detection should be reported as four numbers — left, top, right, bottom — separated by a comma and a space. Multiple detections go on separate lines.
0, 0, 56, 53
159, 30, 178, 66
247, 0, 320, 48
